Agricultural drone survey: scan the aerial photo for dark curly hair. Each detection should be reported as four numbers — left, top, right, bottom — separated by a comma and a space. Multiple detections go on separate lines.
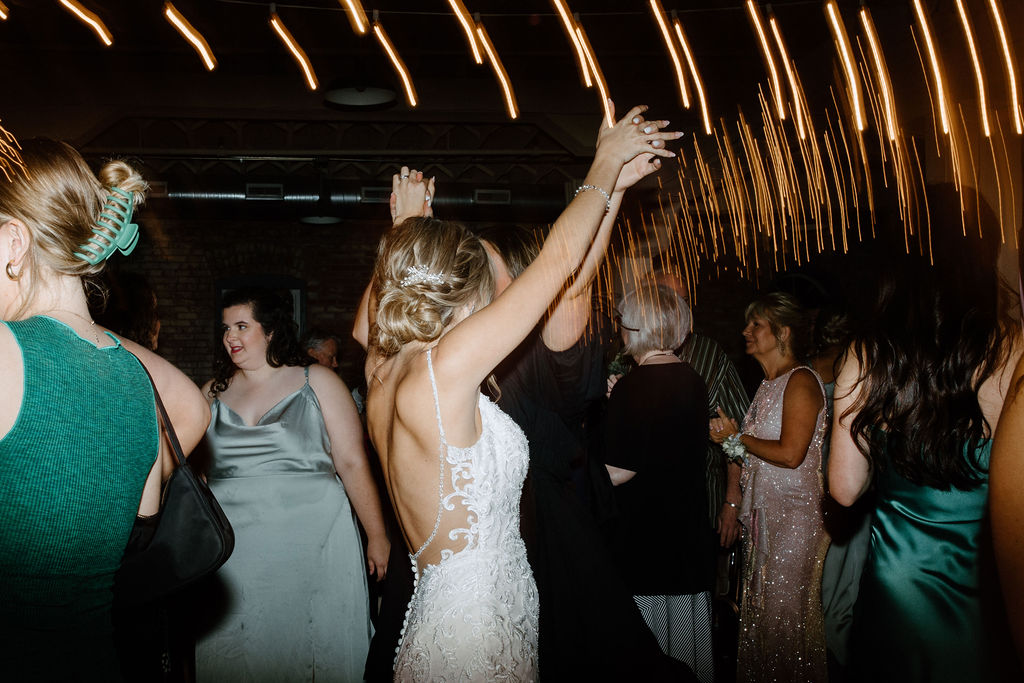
844, 185, 1015, 491
209, 287, 312, 396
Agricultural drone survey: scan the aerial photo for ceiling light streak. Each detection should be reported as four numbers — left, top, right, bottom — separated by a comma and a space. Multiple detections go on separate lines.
825, 1, 864, 132
373, 22, 418, 107
768, 16, 804, 139
859, 8, 896, 142
650, 0, 690, 108
574, 23, 614, 127
270, 11, 318, 90
338, 0, 368, 35
59, 0, 112, 47
449, 0, 483, 65
164, 3, 217, 71
674, 20, 711, 135
955, 0, 990, 137
912, 0, 949, 134
987, 0, 1021, 134
476, 23, 518, 120
0, 3, 8, 21
746, 1, 785, 120
551, 1, 591, 88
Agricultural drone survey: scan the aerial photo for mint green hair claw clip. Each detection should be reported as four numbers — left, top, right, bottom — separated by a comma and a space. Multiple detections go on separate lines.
74, 186, 140, 265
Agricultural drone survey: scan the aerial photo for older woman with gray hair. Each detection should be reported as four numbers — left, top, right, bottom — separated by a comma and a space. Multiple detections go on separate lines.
604, 282, 717, 682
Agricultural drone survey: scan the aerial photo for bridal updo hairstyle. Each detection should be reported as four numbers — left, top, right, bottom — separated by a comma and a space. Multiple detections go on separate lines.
372, 217, 494, 357
0, 138, 147, 317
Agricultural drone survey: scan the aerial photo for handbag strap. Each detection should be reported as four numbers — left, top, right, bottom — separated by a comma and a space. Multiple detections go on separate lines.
133, 355, 189, 470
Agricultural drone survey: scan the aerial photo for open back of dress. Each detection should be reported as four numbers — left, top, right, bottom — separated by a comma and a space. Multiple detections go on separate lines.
393, 348, 539, 682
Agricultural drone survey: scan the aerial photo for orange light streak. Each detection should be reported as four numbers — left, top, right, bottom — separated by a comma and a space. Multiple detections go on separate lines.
164, 3, 217, 71
955, 0, 990, 137
338, 0, 368, 35
825, 1, 864, 132
768, 16, 804, 139
0, 122, 25, 183
674, 20, 711, 135
0, 3, 8, 21
449, 0, 483, 64
650, 0, 689, 108
859, 8, 896, 141
270, 12, 318, 90
373, 22, 418, 107
59, 0, 112, 46
987, 0, 1022, 134
912, 0, 949, 134
574, 23, 614, 127
476, 23, 518, 120
551, 0, 591, 88
747, 1, 785, 120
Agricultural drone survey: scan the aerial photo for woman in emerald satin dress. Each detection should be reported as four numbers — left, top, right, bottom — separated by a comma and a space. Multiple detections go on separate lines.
0, 138, 209, 680
829, 186, 1023, 682
195, 288, 390, 682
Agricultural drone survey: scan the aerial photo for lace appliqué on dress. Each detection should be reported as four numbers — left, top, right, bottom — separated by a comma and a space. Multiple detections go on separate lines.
393, 350, 539, 682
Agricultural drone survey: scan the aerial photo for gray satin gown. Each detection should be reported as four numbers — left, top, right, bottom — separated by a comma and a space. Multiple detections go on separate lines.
195, 369, 372, 682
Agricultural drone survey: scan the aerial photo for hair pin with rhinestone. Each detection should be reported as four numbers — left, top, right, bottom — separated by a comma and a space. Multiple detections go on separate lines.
400, 264, 446, 288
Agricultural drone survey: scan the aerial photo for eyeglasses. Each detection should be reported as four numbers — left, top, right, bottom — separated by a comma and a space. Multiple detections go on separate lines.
613, 311, 640, 332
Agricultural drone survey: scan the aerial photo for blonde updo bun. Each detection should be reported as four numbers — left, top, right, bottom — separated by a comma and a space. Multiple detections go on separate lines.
372, 217, 494, 357
0, 138, 148, 316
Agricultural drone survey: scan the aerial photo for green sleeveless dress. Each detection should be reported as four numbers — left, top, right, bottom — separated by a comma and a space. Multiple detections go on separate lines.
0, 316, 159, 681
851, 440, 1016, 682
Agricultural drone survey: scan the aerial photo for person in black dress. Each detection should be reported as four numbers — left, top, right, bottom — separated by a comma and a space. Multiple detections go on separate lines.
604, 282, 716, 682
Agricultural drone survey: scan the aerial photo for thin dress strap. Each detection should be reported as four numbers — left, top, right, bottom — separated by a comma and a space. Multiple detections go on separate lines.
411, 347, 446, 563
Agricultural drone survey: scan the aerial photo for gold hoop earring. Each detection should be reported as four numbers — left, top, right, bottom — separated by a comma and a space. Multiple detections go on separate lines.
5, 261, 19, 281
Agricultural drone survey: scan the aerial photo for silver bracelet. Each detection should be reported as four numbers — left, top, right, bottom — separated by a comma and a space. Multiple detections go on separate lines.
574, 184, 611, 213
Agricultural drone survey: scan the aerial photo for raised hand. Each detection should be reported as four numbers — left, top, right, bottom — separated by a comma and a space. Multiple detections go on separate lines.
595, 102, 681, 170
613, 115, 673, 192
390, 166, 435, 225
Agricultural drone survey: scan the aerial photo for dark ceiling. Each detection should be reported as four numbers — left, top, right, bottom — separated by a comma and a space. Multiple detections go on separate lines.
0, 1, 1006, 223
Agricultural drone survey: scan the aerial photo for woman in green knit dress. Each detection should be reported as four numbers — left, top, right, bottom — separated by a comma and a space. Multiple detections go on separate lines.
0, 138, 209, 680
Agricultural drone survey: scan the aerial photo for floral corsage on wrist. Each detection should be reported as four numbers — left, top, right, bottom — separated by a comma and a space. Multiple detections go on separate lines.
723, 433, 749, 467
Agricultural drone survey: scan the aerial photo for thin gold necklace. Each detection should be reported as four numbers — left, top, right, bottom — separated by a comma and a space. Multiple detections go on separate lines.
49, 309, 102, 346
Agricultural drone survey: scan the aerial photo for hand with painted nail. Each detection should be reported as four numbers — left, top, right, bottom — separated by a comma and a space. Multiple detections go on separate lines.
595, 101, 682, 169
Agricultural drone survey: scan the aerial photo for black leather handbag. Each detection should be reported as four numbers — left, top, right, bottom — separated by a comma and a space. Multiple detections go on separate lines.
115, 365, 234, 607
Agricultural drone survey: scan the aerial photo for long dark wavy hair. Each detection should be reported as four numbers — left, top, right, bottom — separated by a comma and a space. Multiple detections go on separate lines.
209, 287, 312, 397
844, 186, 1014, 491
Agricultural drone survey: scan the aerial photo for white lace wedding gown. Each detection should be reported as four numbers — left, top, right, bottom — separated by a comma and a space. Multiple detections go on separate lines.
393, 349, 539, 682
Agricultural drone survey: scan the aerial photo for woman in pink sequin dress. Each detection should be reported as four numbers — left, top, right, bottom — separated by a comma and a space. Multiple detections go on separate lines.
710, 292, 830, 683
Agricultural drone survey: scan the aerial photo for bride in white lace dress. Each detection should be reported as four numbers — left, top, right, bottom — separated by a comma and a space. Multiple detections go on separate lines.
362, 103, 680, 682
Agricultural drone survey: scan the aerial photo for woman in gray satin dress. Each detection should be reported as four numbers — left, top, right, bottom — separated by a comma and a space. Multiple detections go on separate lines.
195, 287, 390, 682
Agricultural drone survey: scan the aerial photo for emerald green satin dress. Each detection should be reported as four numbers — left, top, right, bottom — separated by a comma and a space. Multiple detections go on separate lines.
850, 440, 1009, 682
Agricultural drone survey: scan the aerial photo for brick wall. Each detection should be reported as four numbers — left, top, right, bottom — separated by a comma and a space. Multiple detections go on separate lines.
119, 215, 388, 390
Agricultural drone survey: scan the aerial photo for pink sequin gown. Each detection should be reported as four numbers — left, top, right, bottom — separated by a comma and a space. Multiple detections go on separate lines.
736, 366, 830, 683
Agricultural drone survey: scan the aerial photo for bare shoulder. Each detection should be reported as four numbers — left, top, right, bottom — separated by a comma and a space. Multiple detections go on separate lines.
307, 364, 354, 408
785, 367, 825, 408
200, 378, 215, 405
115, 332, 209, 434
0, 323, 22, 439
981, 333, 1024, 431
0, 321, 16, 358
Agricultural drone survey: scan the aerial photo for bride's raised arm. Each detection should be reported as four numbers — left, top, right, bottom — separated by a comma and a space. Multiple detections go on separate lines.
435, 102, 679, 388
